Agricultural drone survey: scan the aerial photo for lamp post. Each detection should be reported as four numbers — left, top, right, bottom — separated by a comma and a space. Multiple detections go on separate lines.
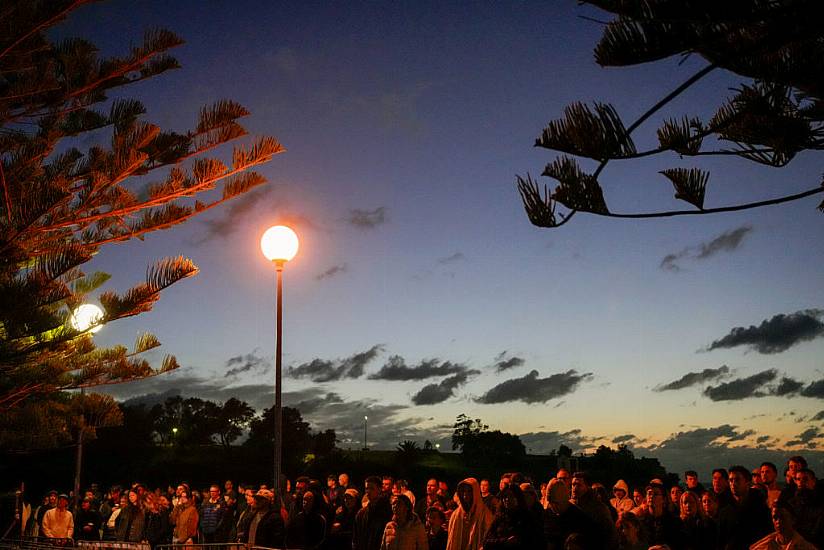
260, 225, 299, 501
69, 303, 104, 512
363, 416, 368, 451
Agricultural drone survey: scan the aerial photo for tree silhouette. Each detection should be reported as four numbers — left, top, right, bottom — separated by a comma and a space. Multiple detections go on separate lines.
216, 397, 255, 448
451, 414, 526, 467
518, 0, 824, 228
0, 1, 282, 447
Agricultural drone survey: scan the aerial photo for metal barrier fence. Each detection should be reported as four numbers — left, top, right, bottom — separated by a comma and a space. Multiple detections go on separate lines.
0, 539, 74, 550
78, 543, 149, 550
2, 542, 297, 550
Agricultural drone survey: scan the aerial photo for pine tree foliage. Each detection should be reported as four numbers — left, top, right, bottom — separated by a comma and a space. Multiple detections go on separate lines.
519, 0, 824, 228
0, 0, 284, 440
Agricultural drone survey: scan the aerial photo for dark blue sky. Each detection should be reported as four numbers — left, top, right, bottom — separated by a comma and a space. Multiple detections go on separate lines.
60, 1, 824, 476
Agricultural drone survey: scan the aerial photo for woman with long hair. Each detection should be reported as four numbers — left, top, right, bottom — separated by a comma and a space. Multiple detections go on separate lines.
142, 494, 170, 550
679, 491, 717, 549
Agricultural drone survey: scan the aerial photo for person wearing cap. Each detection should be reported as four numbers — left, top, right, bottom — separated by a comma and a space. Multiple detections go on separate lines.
76, 497, 101, 541
247, 489, 285, 549
42, 493, 74, 541
330, 487, 361, 548
35, 490, 58, 536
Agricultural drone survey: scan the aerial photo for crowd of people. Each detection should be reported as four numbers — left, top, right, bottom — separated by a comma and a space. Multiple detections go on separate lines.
20, 454, 824, 549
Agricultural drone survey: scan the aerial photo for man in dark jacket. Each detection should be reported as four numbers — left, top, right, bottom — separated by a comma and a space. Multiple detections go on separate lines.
718, 465, 771, 549
543, 478, 595, 550
570, 472, 617, 549
199, 485, 228, 543
352, 476, 392, 550
247, 489, 285, 549
75, 498, 101, 540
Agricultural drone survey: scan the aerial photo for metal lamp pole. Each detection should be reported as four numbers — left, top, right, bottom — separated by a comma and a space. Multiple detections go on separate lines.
260, 225, 298, 502
274, 259, 284, 498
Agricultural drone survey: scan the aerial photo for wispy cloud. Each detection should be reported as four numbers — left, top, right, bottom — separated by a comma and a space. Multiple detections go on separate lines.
316, 264, 347, 281
288, 345, 385, 382
661, 225, 753, 272
492, 351, 526, 373
347, 207, 387, 229
191, 188, 271, 246
703, 369, 777, 401
705, 309, 824, 354
411, 370, 479, 405
368, 356, 472, 381
476, 369, 592, 404
655, 366, 730, 391
801, 379, 824, 398
786, 427, 823, 448
437, 252, 465, 265
225, 350, 270, 378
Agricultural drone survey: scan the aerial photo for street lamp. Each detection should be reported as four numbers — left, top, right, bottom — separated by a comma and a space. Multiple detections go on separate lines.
70, 303, 104, 333
70, 303, 104, 512
363, 416, 368, 451
260, 225, 299, 500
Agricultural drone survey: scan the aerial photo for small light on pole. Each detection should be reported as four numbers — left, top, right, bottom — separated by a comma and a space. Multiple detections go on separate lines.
363, 416, 368, 451
260, 225, 299, 501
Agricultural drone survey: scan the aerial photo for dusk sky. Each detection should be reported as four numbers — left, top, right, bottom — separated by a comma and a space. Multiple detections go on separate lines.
62, 1, 824, 477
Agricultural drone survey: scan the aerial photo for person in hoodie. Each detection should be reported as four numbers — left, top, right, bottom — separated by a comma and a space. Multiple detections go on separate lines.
610, 480, 634, 515
445, 478, 493, 550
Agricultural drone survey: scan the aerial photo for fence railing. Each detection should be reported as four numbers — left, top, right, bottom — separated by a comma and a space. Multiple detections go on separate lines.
1, 540, 296, 550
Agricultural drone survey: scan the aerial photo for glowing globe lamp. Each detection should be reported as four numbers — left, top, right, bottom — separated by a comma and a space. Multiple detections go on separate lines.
71, 304, 104, 333
260, 225, 299, 262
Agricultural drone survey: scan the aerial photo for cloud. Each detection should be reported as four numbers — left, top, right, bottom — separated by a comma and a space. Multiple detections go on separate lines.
225, 350, 270, 378
695, 226, 754, 259
612, 434, 637, 444
655, 366, 730, 391
368, 356, 472, 381
801, 379, 824, 399
103, 369, 284, 411
316, 264, 347, 281
705, 309, 824, 354
703, 369, 777, 401
411, 370, 480, 405
660, 225, 752, 271
288, 345, 384, 382
492, 351, 525, 373
191, 188, 270, 246
774, 376, 805, 396
787, 427, 823, 448
347, 207, 387, 229
437, 252, 465, 265
292, 392, 344, 415
812, 411, 824, 422
652, 425, 755, 451
518, 429, 600, 455
476, 369, 592, 404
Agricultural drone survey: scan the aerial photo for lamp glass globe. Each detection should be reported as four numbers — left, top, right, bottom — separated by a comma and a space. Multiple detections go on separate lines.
260, 225, 299, 262
70, 304, 104, 333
